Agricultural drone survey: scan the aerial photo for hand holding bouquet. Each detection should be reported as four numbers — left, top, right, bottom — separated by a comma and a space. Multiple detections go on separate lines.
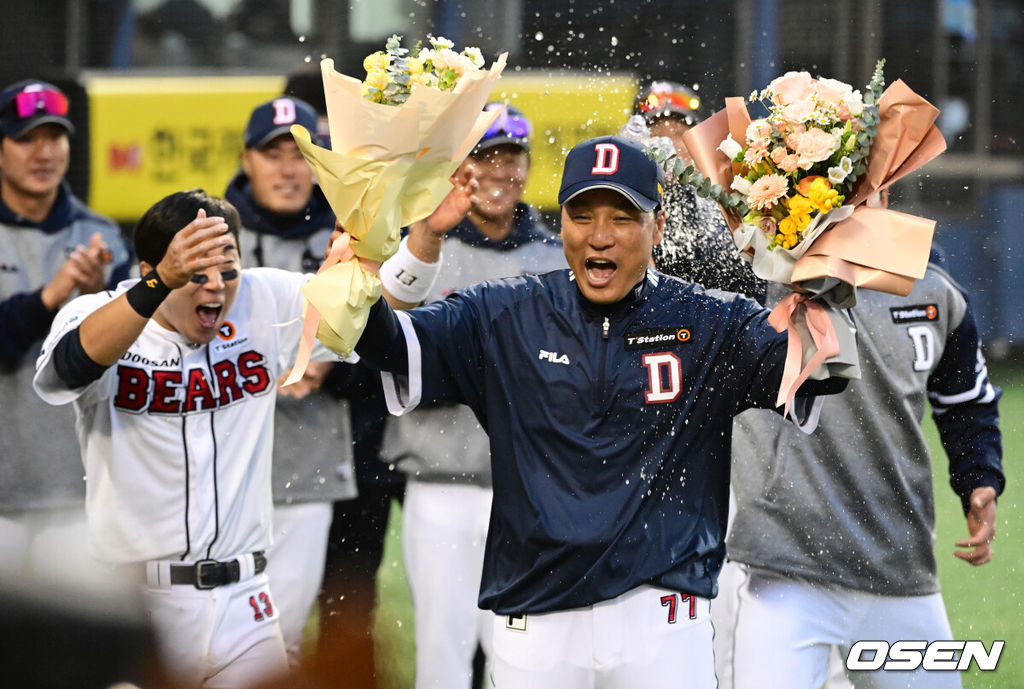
284, 35, 506, 383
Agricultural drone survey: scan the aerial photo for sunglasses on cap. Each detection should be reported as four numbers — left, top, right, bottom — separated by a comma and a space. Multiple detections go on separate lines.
483, 107, 531, 139
638, 89, 701, 116
7, 88, 69, 119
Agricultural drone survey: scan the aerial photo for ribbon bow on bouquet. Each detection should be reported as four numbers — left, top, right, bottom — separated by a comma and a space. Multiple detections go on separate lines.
671, 60, 946, 415
284, 35, 507, 385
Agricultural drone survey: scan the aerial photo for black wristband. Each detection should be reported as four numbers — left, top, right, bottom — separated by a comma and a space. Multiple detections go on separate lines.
126, 270, 172, 318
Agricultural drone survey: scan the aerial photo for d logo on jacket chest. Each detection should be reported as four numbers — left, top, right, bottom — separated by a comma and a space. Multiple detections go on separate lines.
642, 352, 683, 404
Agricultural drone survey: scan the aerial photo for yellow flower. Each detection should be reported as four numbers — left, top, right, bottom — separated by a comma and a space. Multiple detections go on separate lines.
779, 212, 811, 238
406, 57, 424, 76
804, 177, 840, 213
363, 51, 389, 73
783, 194, 814, 217
365, 69, 389, 91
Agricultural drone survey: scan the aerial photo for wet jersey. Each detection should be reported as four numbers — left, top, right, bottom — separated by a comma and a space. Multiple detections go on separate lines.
34, 268, 335, 564
359, 268, 844, 614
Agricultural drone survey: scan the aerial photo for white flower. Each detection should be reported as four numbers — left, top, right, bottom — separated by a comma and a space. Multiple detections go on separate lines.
717, 133, 743, 160
431, 48, 475, 76
430, 36, 455, 50
462, 46, 484, 68
745, 118, 771, 144
827, 156, 853, 185
730, 176, 753, 196
417, 48, 435, 63
843, 89, 864, 117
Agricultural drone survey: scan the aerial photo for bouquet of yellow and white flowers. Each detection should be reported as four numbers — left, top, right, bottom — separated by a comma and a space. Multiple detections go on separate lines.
362, 35, 487, 104
284, 35, 506, 383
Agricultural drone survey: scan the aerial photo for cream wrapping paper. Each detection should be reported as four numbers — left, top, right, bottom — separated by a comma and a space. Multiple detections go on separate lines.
284, 54, 507, 384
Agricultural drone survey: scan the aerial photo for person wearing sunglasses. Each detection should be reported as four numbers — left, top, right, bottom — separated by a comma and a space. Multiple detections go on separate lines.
633, 80, 765, 300
376, 102, 566, 689
0, 79, 131, 596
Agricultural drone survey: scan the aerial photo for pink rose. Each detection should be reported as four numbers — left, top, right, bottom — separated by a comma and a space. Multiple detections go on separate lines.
782, 98, 815, 124
770, 147, 788, 165
778, 153, 800, 172
794, 127, 838, 166
815, 78, 852, 108
768, 71, 816, 106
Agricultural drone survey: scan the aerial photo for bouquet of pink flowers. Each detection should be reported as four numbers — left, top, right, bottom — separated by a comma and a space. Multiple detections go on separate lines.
661, 60, 946, 412
719, 64, 881, 252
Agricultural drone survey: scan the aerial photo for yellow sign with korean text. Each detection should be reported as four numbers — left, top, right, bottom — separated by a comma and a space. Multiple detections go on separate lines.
86, 75, 285, 221
85, 72, 635, 220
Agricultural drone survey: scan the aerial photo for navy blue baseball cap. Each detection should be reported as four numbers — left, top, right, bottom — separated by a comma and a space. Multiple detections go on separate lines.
244, 96, 320, 149
0, 80, 74, 139
472, 102, 531, 155
558, 135, 665, 212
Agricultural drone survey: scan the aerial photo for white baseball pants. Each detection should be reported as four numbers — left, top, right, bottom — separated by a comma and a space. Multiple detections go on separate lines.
490, 584, 716, 689
264, 501, 333, 668
402, 480, 493, 689
715, 562, 961, 689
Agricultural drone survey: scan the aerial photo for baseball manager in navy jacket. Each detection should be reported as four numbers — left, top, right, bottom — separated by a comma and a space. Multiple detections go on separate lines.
355, 134, 858, 689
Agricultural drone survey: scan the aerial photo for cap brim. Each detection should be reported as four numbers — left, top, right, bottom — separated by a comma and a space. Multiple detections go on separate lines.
472, 135, 529, 154
251, 124, 319, 149
2, 115, 74, 139
642, 107, 699, 126
558, 181, 659, 212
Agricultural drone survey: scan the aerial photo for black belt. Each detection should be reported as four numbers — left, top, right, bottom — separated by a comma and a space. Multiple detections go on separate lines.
168, 552, 267, 590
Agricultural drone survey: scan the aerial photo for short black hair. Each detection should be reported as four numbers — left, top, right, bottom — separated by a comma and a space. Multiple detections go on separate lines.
133, 189, 241, 267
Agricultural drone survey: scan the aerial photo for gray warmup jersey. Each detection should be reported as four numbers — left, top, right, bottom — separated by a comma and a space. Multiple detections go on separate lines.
1, 196, 130, 513
238, 225, 356, 504
727, 266, 1002, 595
381, 208, 565, 485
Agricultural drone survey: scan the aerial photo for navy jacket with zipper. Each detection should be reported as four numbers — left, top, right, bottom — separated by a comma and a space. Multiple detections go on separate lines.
358, 267, 844, 614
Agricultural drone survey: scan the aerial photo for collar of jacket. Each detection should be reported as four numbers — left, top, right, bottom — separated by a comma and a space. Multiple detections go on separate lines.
224, 170, 335, 239
445, 203, 559, 251
0, 179, 81, 233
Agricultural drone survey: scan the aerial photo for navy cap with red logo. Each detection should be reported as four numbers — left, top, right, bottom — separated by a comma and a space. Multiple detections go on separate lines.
0, 80, 74, 139
244, 96, 320, 149
558, 135, 665, 212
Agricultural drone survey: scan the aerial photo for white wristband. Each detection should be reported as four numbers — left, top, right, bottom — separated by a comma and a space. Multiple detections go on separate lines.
380, 236, 443, 304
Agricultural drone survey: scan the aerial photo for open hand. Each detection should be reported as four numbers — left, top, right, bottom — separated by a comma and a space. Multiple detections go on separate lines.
419, 163, 480, 238
155, 209, 232, 289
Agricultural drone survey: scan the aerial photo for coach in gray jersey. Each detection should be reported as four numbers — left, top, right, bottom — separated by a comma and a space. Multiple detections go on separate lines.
715, 243, 1004, 689
0, 79, 131, 594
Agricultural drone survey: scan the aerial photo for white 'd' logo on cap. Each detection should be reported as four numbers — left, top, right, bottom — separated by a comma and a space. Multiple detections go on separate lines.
271, 98, 297, 125
591, 143, 620, 174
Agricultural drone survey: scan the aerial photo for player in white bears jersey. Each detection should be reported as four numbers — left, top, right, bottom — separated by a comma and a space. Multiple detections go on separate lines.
34, 189, 340, 688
